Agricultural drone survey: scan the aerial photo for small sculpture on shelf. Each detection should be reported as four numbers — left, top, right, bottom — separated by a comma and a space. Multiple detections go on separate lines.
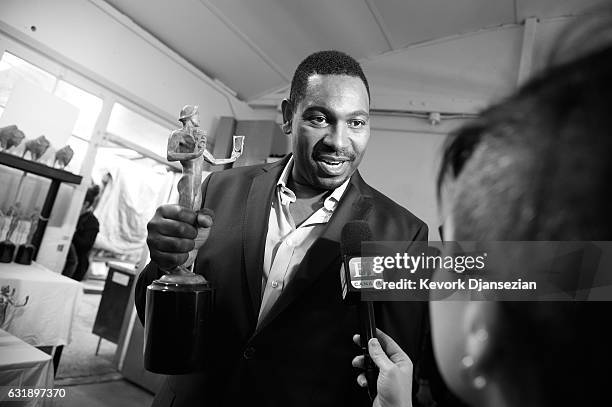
22, 135, 50, 162
0, 125, 25, 152
54, 145, 74, 169
0, 206, 20, 263
15, 210, 40, 265
0, 285, 29, 329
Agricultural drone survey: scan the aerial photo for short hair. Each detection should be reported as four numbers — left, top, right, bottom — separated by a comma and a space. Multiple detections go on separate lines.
289, 50, 370, 106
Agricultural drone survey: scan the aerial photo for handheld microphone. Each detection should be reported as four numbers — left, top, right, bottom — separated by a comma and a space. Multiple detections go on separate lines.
340, 220, 378, 400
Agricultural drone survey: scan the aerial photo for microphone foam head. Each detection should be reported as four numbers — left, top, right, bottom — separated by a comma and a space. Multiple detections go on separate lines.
340, 220, 373, 257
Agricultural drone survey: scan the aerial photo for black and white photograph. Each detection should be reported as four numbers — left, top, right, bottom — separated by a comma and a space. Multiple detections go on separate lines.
0, 1, 611, 406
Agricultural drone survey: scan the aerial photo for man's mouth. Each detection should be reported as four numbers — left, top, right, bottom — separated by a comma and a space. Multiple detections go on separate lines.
315, 156, 351, 175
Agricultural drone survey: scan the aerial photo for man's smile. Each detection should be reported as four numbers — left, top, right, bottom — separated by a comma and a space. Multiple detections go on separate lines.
315, 156, 350, 175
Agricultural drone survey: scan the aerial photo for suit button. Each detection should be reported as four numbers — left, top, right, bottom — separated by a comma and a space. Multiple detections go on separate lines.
243, 346, 256, 359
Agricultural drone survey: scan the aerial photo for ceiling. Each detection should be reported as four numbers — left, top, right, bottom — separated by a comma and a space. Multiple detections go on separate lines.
104, 0, 609, 111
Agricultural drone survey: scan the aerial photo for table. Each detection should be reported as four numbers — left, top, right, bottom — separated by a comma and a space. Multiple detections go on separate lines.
0, 262, 81, 347
0, 328, 54, 406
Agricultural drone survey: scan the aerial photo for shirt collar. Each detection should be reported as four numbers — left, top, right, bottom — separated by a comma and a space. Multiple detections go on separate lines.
277, 156, 350, 211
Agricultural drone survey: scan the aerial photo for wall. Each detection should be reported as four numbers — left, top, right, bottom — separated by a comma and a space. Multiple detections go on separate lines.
0, 0, 255, 130
359, 115, 468, 240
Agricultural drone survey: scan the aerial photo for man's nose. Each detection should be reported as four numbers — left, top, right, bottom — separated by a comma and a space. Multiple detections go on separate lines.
323, 123, 350, 151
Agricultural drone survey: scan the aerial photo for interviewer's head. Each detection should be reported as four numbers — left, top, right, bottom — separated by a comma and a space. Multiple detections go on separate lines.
431, 13, 612, 407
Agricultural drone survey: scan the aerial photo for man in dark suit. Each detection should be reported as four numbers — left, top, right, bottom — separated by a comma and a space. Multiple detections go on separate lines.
135, 50, 429, 407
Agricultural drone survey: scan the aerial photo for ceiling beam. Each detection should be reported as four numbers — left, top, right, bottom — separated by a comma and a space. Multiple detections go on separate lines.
517, 17, 538, 85
197, 0, 291, 83
514, 0, 520, 23
90, 0, 244, 108
364, 0, 397, 51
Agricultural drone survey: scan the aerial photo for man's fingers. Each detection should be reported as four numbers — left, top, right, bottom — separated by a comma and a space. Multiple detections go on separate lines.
368, 338, 395, 372
375, 328, 412, 366
158, 205, 197, 225
151, 250, 188, 271
356, 373, 367, 388
352, 355, 364, 369
150, 218, 198, 239
197, 208, 215, 219
352, 334, 361, 347
147, 234, 195, 253
196, 213, 213, 228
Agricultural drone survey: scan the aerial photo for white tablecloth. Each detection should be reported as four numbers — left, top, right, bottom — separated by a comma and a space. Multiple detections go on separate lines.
0, 328, 54, 406
0, 262, 81, 347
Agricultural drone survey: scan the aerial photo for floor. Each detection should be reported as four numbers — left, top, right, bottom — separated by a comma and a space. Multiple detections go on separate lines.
53, 278, 154, 407
57, 379, 153, 407
56, 287, 117, 379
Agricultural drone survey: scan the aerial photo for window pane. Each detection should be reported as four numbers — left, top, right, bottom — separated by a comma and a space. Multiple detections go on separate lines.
0, 52, 56, 108
106, 103, 170, 158
54, 81, 102, 140
64, 135, 89, 174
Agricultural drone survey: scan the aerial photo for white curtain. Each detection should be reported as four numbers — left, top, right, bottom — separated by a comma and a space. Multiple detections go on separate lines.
93, 155, 182, 258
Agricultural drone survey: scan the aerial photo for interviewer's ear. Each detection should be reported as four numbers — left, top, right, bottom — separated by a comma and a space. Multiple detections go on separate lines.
281, 99, 293, 134
460, 302, 499, 404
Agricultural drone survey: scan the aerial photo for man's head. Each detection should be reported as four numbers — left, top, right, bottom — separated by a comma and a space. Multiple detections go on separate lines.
282, 51, 371, 190
431, 36, 612, 407
82, 184, 100, 214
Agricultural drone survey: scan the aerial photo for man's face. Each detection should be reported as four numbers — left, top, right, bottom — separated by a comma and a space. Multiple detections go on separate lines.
285, 74, 370, 190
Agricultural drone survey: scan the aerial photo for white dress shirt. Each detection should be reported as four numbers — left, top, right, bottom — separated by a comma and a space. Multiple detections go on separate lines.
258, 157, 349, 325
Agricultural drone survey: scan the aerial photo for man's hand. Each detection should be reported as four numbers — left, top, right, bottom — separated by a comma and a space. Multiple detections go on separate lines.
146, 205, 214, 271
352, 329, 414, 407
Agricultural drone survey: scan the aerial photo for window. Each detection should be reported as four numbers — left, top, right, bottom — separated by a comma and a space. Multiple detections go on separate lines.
54, 81, 103, 172
0, 52, 56, 109
54, 80, 102, 141
0, 51, 106, 173
106, 103, 171, 158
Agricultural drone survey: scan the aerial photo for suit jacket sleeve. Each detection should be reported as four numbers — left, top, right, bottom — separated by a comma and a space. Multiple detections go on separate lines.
134, 172, 214, 326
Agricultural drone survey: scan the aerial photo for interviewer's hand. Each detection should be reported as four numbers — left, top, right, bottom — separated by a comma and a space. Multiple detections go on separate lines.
146, 204, 213, 271
352, 329, 413, 407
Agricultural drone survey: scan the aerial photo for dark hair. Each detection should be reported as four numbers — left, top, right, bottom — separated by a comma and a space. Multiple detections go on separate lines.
289, 50, 370, 106
84, 184, 100, 206
438, 45, 612, 241
436, 20, 612, 407
547, 6, 612, 67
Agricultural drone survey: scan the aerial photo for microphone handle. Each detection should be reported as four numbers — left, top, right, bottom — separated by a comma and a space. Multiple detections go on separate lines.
359, 301, 378, 400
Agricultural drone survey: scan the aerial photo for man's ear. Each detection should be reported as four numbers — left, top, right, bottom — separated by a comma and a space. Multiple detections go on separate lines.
280, 98, 293, 134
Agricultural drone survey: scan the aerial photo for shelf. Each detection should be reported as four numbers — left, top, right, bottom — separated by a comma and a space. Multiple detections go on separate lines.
0, 151, 82, 184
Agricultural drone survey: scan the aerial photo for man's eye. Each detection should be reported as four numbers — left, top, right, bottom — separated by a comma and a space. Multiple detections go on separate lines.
348, 119, 366, 128
309, 116, 328, 126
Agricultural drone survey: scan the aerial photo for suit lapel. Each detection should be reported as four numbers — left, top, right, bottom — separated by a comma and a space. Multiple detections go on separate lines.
243, 156, 290, 320
254, 171, 373, 335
